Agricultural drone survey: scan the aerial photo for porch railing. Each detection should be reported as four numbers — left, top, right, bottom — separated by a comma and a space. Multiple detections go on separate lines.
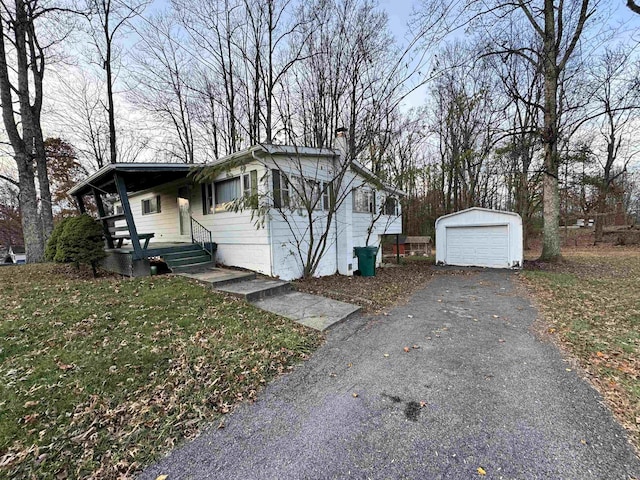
190, 217, 214, 259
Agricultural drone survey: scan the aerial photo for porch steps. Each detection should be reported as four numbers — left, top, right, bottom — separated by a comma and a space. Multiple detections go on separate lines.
215, 279, 292, 302
162, 244, 213, 270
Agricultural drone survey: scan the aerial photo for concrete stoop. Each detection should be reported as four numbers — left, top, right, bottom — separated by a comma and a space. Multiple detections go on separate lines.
216, 279, 292, 301
173, 265, 256, 287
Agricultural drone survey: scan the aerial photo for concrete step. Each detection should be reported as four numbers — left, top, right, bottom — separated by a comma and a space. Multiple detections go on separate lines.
173, 265, 256, 287
252, 291, 361, 331
215, 279, 292, 302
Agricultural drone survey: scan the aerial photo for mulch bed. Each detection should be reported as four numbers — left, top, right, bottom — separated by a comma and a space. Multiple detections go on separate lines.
294, 261, 472, 314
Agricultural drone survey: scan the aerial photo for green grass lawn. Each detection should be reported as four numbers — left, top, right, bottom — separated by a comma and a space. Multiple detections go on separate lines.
522, 248, 640, 451
0, 264, 321, 479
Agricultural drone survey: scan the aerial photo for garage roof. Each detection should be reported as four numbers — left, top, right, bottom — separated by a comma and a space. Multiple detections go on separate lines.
435, 207, 521, 226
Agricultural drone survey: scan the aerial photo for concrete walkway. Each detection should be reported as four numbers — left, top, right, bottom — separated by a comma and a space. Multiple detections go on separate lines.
143, 270, 640, 479
253, 291, 361, 331
174, 265, 360, 331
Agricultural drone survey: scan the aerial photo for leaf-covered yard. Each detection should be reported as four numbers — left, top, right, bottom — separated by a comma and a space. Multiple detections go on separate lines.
0, 264, 321, 479
522, 247, 640, 452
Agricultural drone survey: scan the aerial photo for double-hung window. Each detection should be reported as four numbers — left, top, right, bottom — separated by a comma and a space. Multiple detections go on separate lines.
243, 170, 259, 208
214, 177, 241, 212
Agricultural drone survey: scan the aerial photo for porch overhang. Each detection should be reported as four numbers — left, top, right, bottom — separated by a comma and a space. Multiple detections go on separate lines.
69, 163, 194, 197
69, 163, 195, 261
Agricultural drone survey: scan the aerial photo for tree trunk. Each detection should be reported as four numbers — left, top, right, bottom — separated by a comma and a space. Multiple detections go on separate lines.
539, 0, 561, 261
16, 153, 45, 262
105, 20, 117, 164
594, 189, 606, 243
0, 0, 47, 261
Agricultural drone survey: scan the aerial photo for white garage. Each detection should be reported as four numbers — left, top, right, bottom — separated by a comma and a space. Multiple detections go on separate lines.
435, 207, 523, 268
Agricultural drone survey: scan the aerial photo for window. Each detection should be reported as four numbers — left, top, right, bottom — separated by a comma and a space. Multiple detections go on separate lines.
272, 170, 290, 209
202, 183, 214, 214
273, 169, 331, 211
353, 188, 376, 213
304, 178, 322, 211
204, 170, 258, 213
141, 196, 161, 215
243, 170, 258, 208
322, 182, 331, 211
383, 197, 398, 216
214, 177, 241, 211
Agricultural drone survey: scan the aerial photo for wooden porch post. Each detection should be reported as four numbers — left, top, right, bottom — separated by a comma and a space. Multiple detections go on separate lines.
114, 173, 144, 260
92, 187, 115, 249
75, 194, 86, 214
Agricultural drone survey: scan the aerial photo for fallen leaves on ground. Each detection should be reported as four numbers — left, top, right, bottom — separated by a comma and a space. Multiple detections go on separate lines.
522, 247, 640, 452
294, 260, 473, 314
0, 264, 321, 479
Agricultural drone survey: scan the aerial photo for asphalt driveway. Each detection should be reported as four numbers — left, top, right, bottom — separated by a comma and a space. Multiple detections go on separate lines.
141, 269, 640, 479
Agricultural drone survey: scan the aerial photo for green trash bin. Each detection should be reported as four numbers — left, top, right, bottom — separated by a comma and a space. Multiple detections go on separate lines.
354, 246, 378, 277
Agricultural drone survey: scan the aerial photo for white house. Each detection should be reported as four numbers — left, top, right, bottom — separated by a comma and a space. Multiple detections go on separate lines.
435, 207, 523, 269
70, 143, 403, 280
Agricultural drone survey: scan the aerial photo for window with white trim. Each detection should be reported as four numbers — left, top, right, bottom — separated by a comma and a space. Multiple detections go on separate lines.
273, 170, 332, 211
243, 170, 259, 208
141, 196, 161, 215
205, 170, 258, 213
202, 183, 214, 214
214, 177, 241, 211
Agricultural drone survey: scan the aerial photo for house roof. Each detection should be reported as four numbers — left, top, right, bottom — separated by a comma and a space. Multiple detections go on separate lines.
210, 144, 406, 196
69, 145, 406, 197
68, 163, 193, 196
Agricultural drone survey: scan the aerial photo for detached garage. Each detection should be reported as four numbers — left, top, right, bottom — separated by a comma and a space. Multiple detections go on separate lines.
435, 208, 523, 268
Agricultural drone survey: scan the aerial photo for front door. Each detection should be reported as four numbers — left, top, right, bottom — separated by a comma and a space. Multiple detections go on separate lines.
178, 187, 190, 236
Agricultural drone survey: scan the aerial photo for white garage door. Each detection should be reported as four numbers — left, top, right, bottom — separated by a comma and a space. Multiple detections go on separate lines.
446, 225, 509, 268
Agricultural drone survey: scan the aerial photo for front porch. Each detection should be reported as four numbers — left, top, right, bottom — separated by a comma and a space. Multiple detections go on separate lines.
68, 163, 215, 276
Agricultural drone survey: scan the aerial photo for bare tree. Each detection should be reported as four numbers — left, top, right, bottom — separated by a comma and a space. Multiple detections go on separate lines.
431, 41, 504, 213
84, 0, 148, 164
128, 12, 196, 163
627, 0, 640, 14
0, 0, 61, 261
417, 0, 599, 261
485, 30, 544, 249
56, 71, 109, 170
586, 47, 640, 242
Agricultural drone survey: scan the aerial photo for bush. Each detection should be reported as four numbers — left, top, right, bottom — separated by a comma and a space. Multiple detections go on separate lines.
50, 214, 105, 275
45, 217, 71, 261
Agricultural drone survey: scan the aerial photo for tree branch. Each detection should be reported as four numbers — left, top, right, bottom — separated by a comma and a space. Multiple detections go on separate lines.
627, 0, 640, 14
0, 172, 19, 186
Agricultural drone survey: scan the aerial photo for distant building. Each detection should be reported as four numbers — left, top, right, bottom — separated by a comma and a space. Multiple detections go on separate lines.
4, 245, 26, 264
